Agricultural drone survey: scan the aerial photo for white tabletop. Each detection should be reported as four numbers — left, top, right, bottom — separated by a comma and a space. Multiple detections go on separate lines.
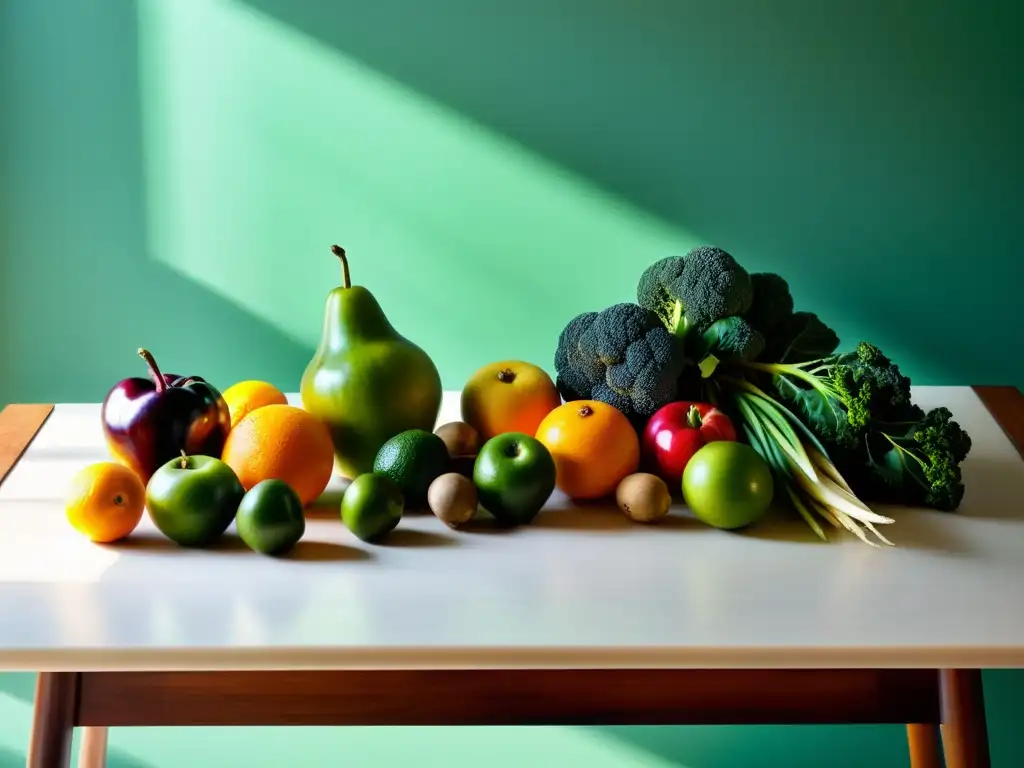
1, 387, 1022, 672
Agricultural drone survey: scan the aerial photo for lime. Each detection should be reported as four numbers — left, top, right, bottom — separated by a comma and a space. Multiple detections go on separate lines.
341, 473, 404, 543
236, 479, 306, 555
372, 429, 449, 508
682, 441, 774, 530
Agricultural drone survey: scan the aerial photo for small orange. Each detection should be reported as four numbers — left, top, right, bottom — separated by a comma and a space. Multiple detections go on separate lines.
65, 462, 146, 543
535, 400, 640, 500
461, 360, 562, 441
221, 404, 335, 507
221, 380, 289, 430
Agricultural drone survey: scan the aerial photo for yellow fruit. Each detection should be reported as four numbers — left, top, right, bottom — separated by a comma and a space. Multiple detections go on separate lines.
65, 462, 146, 543
461, 360, 562, 441
221, 404, 335, 507
222, 380, 289, 430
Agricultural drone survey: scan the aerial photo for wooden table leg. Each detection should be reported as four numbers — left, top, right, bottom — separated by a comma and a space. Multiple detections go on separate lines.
27, 672, 79, 768
906, 723, 942, 768
940, 669, 991, 768
78, 727, 108, 768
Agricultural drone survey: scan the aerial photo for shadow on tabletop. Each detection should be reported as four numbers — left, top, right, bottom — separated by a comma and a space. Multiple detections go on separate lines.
379, 528, 460, 548
290, 539, 371, 561
237, 0, 1024, 389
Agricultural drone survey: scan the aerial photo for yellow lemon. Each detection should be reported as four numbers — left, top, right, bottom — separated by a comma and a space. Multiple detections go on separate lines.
222, 380, 289, 430
65, 462, 145, 543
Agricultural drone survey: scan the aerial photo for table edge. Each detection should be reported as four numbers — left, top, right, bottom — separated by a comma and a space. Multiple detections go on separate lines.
0, 403, 54, 486
972, 385, 1024, 459
2, 645, 1023, 673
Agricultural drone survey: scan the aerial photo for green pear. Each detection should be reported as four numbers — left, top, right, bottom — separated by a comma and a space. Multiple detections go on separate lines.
301, 245, 443, 479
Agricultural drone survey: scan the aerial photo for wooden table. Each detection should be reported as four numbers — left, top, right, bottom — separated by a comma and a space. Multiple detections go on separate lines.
1, 386, 1022, 768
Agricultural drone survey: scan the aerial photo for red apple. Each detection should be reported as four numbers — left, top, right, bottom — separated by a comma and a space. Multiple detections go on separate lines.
641, 401, 737, 489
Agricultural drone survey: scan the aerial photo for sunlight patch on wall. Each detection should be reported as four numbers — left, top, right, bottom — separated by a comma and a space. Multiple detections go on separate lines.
134, 0, 697, 381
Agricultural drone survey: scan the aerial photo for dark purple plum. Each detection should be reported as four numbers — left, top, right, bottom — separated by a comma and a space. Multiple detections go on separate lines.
100, 349, 231, 483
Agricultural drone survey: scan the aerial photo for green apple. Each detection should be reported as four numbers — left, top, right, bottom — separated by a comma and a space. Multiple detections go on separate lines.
236, 479, 306, 556
473, 432, 556, 526
145, 454, 245, 547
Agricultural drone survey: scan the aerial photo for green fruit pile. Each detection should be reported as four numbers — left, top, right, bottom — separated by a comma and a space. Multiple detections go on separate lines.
144, 453, 306, 556
339, 422, 559, 542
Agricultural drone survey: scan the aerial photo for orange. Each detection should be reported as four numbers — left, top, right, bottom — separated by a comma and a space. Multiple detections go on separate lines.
461, 360, 562, 441
535, 400, 640, 500
65, 462, 146, 543
221, 404, 335, 507
221, 380, 289, 430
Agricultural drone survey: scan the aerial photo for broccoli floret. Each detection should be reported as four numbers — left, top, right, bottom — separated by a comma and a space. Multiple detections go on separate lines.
554, 303, 689, 422
637, 246, 754, 344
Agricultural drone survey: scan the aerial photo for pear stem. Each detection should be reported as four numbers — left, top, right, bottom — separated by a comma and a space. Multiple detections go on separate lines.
331, 244, 351, 289
138, 348, 167, 392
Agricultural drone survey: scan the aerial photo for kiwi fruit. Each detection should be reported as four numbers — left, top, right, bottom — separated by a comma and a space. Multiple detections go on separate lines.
434, 421, 482, 458
427, 472, 479, 529
615, 473, 672, 523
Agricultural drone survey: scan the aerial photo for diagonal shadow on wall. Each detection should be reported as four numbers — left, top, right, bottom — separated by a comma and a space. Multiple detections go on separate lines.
237, 0, 1024, 388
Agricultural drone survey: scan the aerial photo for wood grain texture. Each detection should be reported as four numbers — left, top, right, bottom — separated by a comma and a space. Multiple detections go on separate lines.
76, 668, 941, 727
940, 669, 991, 768
973, 385, 1024, 459
0, 403, 54, 486
906, 723, 942, 768
27, 672, 79, 768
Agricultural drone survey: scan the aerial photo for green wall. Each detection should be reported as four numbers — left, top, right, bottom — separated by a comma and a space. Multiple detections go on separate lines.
2, 0, 1021, 765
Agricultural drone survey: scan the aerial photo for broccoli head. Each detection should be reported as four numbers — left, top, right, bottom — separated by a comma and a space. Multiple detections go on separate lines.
554, 302, 689, 421
637, 246, 755, 345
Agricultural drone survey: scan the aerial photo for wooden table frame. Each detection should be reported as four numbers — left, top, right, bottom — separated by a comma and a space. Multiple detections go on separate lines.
4, 384, 1021, 768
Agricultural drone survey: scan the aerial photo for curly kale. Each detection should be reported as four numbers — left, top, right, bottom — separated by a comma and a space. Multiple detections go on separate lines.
732, 341, 972, 512
739, 341, 915, 451
834, 406, 973, 512
554, 302, 689, 421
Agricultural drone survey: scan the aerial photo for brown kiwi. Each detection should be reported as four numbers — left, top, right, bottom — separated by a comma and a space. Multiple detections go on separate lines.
427, 472, 479, 529
615, 473, 672, 523
435, 421, 482, 458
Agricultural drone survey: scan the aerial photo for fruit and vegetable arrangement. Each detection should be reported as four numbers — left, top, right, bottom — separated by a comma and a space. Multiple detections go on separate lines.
63, 243, 972, 553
